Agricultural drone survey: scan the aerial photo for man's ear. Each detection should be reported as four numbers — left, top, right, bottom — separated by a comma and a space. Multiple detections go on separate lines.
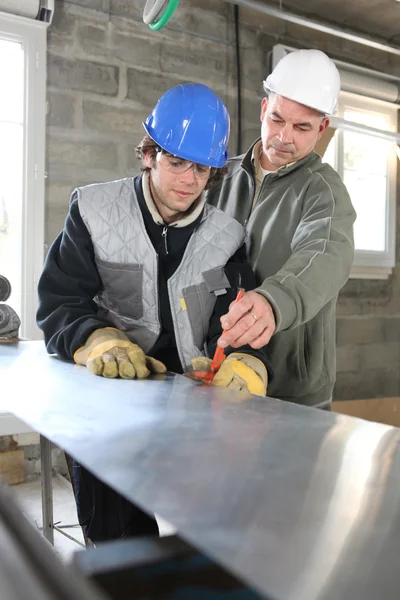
315, 123, 336, 158
317, 117, 330, 139
260, 97, 268, 122
143, 152, 153, 169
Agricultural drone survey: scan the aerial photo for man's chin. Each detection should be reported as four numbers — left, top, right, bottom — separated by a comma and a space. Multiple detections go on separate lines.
168, 197, 196, 214
268, 150, 293, 167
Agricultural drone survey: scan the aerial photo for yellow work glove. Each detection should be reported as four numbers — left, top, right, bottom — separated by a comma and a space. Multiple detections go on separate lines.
74, 327, 167, 379
191, 353, 268, 396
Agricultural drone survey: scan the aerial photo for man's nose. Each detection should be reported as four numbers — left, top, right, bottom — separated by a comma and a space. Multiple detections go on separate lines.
278, 124, 293, 144
180, 165, 197, 183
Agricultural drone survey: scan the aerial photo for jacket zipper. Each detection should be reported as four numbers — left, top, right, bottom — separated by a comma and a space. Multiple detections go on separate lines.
246, 173, 273, 227
161, 226, 168, 255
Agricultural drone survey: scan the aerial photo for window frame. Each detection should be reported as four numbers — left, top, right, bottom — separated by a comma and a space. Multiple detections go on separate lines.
328, 92, 399, 276
0, 12, 46, 339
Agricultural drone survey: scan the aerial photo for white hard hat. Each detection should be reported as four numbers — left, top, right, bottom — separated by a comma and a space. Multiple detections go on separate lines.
263, 49, 341, 115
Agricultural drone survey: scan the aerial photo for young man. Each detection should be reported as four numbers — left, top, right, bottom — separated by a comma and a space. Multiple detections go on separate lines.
37, 83, 271, 543
207, 49, 356, 410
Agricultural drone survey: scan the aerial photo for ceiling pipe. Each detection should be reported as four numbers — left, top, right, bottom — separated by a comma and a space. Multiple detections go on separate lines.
222, 0, 400, 57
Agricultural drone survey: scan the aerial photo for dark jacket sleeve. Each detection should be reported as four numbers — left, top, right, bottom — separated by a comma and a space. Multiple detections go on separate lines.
36, 194, 110, 361
205, 244, 273, 379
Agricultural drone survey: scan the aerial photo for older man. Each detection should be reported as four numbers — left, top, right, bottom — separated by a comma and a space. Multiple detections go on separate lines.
207, 49, 356, 409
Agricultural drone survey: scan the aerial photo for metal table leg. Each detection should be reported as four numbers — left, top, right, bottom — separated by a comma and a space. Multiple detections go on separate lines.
40, 434, 54, 545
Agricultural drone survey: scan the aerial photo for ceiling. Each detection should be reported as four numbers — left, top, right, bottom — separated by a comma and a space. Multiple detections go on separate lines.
257, 0, 400, 47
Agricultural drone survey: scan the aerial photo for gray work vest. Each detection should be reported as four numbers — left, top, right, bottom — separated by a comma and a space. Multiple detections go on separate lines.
76, 178, 245, 370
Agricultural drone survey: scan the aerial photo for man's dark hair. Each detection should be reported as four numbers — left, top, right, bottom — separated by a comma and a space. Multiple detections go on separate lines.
135, 135, 227, 190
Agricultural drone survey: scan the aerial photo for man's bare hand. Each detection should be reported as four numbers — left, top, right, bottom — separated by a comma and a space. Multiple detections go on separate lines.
218, 291, 276, 350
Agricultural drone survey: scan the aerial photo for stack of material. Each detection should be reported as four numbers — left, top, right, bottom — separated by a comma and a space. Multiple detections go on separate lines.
0, 275, 20, 341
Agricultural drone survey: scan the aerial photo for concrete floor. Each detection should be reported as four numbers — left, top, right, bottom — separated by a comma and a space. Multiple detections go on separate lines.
12, 474, 176, 563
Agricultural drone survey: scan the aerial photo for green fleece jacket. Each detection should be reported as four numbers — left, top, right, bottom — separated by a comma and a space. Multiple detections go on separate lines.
206, 141, 356, 407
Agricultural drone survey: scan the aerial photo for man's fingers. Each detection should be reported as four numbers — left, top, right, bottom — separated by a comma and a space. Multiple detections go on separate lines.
146, 356, 167, 374
219, 310, 268, 348
221, 296, 254, 330
101, 351, 119, 378
219, 291, 276, 349
248, 328, 274, 349
230, 323, 274, 349
191, 357, 212, 372
125, 347, 149, 379
225, 317, 269, 348
87, 355, 106, 376
115, 348, 136, 379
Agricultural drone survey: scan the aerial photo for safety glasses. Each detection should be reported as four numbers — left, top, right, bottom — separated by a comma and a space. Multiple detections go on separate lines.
156, 150, 212, 180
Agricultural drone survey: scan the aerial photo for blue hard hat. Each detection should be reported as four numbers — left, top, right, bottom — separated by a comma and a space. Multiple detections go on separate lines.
143, 83, 230, 168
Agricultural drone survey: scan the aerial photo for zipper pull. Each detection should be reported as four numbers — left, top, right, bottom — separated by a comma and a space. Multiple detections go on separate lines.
161, 226, 168, 255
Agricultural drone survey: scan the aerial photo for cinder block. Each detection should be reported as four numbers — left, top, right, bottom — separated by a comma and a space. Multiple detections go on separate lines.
383, 318, 400, 342
77, 24, 108, 58
122, 143, 142, 172
110, 0, 142, 20
240, 127, 261, 154
359, 342, 400, 371
336, 345, 360, 373
334, 368, 400, 401
48, 2, 75, 41
45, 182, 76, 210
83, 100, 145, 135
227, 45, 265, 92
236, 7, 286, 35
172, 4, 229, 43
159, 39, 226, 83
47, 92, 75, 128
47, 138, 119, 170
126, 69, 182, 107
189, 0, 227, 18
68, 0, 110, 10
45, 203, 72, 245
48, 55, 119, 96
45, 164, 124, 187
110, 31, 161, 69
336, 318, 384, 346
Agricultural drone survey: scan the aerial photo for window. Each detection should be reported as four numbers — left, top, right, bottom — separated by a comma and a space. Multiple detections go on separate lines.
0, 13, 46, 338
321, 94, 398, 278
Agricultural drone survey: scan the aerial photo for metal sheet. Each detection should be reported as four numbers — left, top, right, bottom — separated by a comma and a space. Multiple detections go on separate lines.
2, 342, 400, 600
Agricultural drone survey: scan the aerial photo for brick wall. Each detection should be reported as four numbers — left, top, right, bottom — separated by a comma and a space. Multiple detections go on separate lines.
46, 0, 400, 401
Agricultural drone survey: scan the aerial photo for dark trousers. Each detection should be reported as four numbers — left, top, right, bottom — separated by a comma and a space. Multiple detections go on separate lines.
72, 460, 159, 544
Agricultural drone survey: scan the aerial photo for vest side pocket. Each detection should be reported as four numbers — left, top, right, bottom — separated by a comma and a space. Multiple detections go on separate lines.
182, 268, 230, 352
182, 282, 217, 352
96, 259, 144, 320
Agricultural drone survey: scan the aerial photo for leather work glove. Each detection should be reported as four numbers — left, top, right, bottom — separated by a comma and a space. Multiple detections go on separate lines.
191, 354, 268, 396
74, 327, 167, 379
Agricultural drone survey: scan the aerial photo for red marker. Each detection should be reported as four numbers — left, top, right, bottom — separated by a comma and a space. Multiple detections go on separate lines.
210, 288, 244, 374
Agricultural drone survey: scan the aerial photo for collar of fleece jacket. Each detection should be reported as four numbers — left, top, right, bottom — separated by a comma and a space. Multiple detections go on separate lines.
141, 171, 206, 228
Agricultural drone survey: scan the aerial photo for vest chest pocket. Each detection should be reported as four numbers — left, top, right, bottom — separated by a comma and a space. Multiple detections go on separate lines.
95, 259, 144, 320
182, 267, 231, 351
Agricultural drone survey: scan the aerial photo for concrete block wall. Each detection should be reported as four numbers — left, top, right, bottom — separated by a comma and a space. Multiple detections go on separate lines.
45, 0, 400, 401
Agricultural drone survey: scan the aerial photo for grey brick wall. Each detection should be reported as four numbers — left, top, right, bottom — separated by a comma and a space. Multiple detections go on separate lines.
45, 0, 400, 401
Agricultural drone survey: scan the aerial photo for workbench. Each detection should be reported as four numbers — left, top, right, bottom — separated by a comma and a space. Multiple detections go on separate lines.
1, 341, 400, 600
